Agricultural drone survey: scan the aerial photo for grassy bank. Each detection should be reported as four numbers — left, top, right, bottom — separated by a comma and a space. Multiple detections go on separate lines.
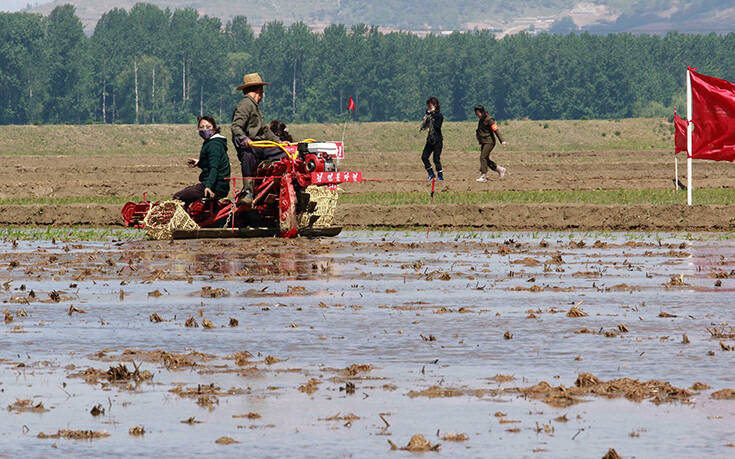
0, 227, 139, 241
340, 188, 735, 206
0, 118, 673, 156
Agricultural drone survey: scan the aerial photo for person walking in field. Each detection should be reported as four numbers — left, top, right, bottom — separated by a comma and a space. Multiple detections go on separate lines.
420, 96, 444, 181
474, 105, 507, 182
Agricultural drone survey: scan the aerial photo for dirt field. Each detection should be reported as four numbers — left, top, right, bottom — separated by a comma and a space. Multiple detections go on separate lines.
0, 119, 734, 230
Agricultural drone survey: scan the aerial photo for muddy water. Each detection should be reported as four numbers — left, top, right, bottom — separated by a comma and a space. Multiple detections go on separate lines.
1, 231, 735, 457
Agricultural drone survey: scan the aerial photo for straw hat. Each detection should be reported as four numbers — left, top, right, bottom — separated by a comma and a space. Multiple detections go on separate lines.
236, 73, 270, 91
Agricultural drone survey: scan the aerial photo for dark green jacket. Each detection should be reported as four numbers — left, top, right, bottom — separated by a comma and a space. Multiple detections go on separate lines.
476, 113, 505, 145
198, 134, 231, 197
230, 94, 280, 146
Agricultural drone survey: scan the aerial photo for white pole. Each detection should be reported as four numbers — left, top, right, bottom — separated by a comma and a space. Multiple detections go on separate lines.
674, 155, 678, 189
687, 68, 693, 205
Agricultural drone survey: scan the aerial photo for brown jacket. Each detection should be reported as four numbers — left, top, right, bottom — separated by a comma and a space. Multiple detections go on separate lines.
476, 113, 504, 145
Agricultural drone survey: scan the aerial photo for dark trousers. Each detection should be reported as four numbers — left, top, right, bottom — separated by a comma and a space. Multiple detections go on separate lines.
480, 142, 497, 173
173, 183, 205, 206
236, 146, 287, 194
421, 140, 443, 172
237, 146, 286, 177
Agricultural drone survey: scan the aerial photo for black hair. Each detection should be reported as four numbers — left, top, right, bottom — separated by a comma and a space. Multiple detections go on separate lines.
197, 115, 221, 134
426, 96, 440, 112
269, 119, 293, 142
474, 105, 487, 115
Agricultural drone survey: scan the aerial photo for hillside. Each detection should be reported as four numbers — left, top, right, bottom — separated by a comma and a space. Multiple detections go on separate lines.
27, 0, 735, 35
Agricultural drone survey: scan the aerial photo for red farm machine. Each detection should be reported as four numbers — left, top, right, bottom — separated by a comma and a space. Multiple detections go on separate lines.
121, 141, 362, 239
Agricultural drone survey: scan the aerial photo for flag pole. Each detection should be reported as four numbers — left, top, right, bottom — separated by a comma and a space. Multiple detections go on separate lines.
686, 67, 693, 206
674, 155, 678, 189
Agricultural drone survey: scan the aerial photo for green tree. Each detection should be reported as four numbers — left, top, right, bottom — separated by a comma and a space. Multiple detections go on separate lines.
44, 5, 92, 123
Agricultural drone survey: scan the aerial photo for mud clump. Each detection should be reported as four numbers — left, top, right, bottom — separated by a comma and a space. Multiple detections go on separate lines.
7, 399, 49, 414
185, 317, 198, 328
170, 383, 243, 399
602, 449, 623, 459
441, 433, 468, 442
511, 257, 540, 267
490, 374, 514, 384
229, 350, 253, 366
107, 363, 153, 383
215, 436, 239, 445
707, 326, 735, 339
511, 373, 692, 406
388, 434, 440, 452
575, 373, 600, 387
38, 430, 110, 440
264, 355, 282, 365
69, 362, 152, 386
711, 389, 735, 400
408, 386, 489, 399
129, 426, 145, 436
690, 382, 711, 391
567, 306, 588, 317
233, 412, 261, 419
298, 378, 321, 394
201, 318, 216, 329
343, 363, 372, 377
200, 286, 230, 298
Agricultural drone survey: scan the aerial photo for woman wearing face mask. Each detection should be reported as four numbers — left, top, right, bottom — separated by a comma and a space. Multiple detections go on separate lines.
173, 115, 231, 206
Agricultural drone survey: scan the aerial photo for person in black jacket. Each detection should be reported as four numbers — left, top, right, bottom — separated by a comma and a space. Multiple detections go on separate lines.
420, 96, 444, 180
173, 115, 231, 206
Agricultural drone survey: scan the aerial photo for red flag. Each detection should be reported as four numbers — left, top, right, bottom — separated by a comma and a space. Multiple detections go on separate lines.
689, 69, 735, 161
674, 112, 687, 155
347, 96, 355, 112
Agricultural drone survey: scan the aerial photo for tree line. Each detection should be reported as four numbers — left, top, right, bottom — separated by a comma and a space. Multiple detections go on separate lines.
2, 3, 735, 125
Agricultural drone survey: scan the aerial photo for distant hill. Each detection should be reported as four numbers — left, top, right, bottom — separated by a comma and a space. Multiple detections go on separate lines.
27, 0, 735, 35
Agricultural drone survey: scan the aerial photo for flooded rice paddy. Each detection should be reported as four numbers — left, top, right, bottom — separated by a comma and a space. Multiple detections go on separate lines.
1, 231, 735, 457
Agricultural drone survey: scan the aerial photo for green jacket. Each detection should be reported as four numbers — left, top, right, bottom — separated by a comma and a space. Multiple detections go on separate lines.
476, 113, 505, 145
230, 94, 280, 146
198, 134, 231, 197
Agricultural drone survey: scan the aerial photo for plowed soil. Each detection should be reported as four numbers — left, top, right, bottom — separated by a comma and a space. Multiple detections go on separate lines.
1, 120, 733, 230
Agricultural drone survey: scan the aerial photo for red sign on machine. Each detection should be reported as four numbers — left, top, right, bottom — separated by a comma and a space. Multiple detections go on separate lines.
311, 171, 362, 184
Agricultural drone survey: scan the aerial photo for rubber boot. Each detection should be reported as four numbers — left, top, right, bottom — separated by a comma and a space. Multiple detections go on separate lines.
426, 168, 435, 181
437, 170, 444, 181
236, 182, 254, 208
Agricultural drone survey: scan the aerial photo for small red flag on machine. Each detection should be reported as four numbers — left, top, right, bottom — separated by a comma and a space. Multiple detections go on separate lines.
673, 112, 687, 154
689, 69, 735, 162
347, 96, 355, 112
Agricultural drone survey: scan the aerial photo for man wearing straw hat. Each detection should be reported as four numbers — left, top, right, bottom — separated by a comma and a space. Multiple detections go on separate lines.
231, 72, 284, 205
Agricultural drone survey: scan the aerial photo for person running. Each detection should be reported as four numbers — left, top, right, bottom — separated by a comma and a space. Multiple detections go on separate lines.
474, 105, 508, 182
420, 96, 444, 181
173, 115, 230, 207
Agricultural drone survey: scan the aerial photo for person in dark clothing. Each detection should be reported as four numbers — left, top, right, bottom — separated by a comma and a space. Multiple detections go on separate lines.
269, 119, 294, 142
473, 105, 508, 182
420, 96, 444, 180
173, 115, 231, 206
